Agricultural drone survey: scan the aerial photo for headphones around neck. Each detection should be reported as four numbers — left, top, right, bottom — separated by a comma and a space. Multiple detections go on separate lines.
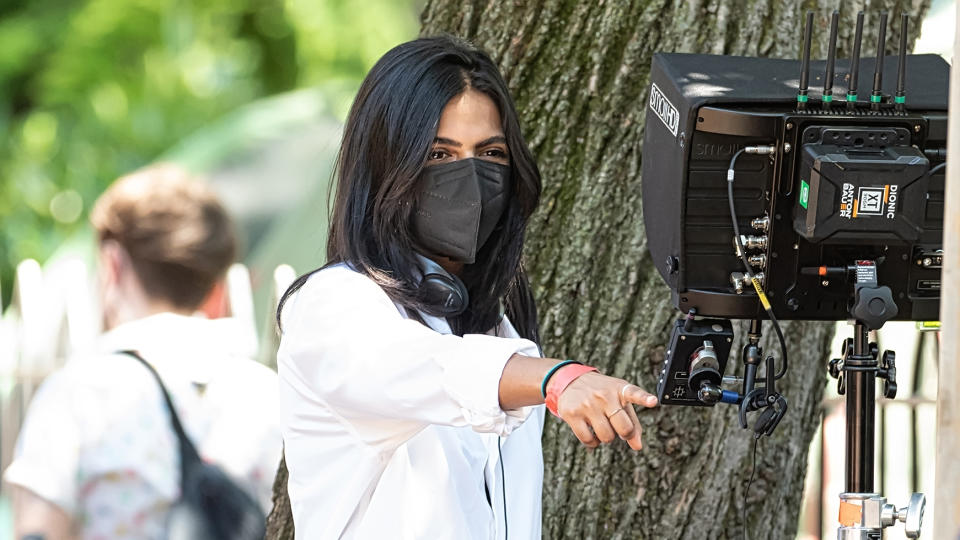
414, 254, 469, 317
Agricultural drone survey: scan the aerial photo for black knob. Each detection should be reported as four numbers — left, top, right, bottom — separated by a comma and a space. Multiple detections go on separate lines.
828, 358, 842, 379
883, 379, 898, 399
881, 349, 896, 369
880, 350, 897, 399
841, 338, 853, 358
852, 286, 899, 330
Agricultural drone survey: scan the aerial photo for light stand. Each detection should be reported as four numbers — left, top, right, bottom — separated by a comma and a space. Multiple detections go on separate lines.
826, 261, 926, 539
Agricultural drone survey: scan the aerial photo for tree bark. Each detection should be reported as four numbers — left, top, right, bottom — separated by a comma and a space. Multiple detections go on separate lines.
266, 2, 930, 538
266, 453, 295, 538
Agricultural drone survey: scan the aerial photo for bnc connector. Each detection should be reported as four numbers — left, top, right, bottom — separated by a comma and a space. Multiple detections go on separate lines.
748, 254, 767, 268
731, 272, 746, 294
750, 215, 770, 232
733, 235, 767, 255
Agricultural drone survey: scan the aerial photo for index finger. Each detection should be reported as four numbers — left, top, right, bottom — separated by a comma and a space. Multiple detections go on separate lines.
620, 384, 658, 408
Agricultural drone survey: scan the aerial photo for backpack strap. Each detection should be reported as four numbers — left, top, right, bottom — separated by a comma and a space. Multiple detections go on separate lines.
117, 350, 202, 483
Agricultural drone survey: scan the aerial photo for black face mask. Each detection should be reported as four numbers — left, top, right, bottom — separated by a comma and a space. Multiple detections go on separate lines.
411, 158, 510, 264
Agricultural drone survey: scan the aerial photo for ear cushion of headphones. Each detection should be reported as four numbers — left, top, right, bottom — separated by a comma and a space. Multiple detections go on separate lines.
415, 255, 469, 317
753, 407, 778, 435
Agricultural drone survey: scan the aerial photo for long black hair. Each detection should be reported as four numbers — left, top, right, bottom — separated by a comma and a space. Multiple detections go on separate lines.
277, 35, 541, 342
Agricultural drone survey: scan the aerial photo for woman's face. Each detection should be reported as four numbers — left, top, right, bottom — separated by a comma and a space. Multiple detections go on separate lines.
428, 89, 509, 166
423, 89, 509, 275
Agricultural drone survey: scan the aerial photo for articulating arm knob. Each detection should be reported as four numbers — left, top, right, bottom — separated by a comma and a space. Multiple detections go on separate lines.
878, 350, 897, 399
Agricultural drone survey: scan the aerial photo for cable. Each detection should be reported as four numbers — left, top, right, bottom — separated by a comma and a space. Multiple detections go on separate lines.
928, 162, 946, 177
498, 440, 508, 540
493, 322, 510, 539
728, 148, 789, 380
742, 437, 760, 540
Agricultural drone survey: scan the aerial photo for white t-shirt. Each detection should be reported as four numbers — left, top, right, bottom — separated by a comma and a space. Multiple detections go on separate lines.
4, 313, 282, 539
278, 264, 545, 539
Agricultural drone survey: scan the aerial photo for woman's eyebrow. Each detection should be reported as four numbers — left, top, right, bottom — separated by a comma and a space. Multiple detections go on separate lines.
476, 135, 507, 147
433, 137, 461, 147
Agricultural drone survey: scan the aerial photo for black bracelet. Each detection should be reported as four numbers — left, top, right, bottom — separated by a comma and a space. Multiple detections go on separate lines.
540, 360, 581, 399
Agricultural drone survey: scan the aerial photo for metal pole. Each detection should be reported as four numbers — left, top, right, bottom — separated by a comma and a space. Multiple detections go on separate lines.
845, 323, 875, 494
935, 2, 960, 537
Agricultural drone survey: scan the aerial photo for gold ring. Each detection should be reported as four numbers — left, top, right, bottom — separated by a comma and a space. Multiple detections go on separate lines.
605, 408, 624, 418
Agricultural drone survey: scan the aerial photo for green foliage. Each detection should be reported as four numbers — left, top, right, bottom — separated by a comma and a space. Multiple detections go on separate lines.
0, 0, 418, 306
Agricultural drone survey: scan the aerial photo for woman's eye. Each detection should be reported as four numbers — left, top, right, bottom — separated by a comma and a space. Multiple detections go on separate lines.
483, 148, 508, 159
428, 149, 449, 161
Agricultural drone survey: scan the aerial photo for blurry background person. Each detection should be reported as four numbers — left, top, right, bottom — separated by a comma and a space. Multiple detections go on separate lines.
3, 165, 282, 540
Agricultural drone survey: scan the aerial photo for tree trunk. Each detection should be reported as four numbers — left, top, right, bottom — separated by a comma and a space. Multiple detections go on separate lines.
266, 2, 930, 538
266, 453, 295, 538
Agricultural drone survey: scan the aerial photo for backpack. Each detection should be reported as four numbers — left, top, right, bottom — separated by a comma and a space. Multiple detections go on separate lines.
120, 350, 267, 540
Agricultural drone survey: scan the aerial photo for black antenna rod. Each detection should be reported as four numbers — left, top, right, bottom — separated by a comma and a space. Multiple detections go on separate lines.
871, 11, 888, 111
895, 12, 909, 112
847, 12, 865, 111
823, 10, 840, 110
797, 10, 814, 110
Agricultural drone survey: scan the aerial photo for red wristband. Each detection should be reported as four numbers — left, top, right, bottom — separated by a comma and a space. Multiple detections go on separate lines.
544, 364, 598, 417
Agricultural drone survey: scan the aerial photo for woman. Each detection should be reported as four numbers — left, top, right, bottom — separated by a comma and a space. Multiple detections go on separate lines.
277, 36, 658, 539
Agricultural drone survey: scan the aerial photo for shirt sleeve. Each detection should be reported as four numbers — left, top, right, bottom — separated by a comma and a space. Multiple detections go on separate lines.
277, 266, 540, 445
3, 370, 81, 514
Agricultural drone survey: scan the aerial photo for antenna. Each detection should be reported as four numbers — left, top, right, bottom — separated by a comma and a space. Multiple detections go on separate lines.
797, 11, 814, 111
871, 11, 888, 111
823, 10, 839, 110
847, 12, 865, 111
895, 13, 908, 112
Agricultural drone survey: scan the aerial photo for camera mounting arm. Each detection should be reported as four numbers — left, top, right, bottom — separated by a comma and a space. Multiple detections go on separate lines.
655, 314, 787, 437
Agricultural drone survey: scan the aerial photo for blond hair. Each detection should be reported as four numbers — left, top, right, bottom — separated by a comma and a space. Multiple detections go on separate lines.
90, 164, 237, 310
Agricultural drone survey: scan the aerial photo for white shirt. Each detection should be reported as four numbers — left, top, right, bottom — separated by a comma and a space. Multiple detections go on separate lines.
278, 264, 545, 539
4, 313, 282, 540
